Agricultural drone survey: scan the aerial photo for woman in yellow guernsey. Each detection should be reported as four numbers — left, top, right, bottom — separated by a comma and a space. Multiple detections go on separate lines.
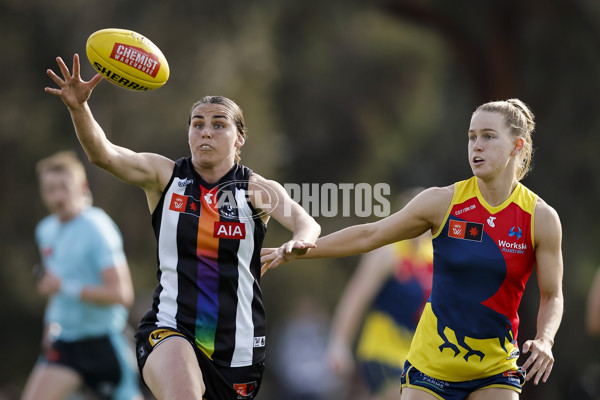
262, 99, 564, 400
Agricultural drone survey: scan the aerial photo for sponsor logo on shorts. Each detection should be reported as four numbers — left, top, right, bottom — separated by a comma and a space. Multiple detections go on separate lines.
502, 369, 524, 384
148, 329, 186, 347
233, 381, 256, 398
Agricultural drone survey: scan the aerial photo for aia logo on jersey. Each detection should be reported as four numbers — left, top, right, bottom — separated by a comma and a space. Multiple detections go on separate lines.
169, 193, 200, 217
214, 221, 246, 239
233, 381, 256, 398
448, 220, 483, 242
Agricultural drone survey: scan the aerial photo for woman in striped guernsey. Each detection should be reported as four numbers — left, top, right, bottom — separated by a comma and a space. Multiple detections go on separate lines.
263, 99, 564, 400
45, 54, 321, 400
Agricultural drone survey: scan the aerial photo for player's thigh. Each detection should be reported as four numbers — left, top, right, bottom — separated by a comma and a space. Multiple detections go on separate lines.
380, 383, 403, 400
142, 336, 205, 400
467, 387, 519, 400
21, 363, 82, 400
401, 387, 439, 400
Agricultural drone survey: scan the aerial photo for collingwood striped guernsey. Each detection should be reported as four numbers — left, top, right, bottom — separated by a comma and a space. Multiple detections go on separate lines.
139, 158, 267, 367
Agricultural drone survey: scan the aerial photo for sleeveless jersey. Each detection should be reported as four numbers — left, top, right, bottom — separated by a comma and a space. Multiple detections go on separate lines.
406, 176, 537, 381
356, 239, 433, 367
139, 158, 267, 368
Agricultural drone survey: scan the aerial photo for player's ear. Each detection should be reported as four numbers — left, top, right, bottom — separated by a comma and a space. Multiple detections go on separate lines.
512, 137, 524, 155
236, 133, 245, 148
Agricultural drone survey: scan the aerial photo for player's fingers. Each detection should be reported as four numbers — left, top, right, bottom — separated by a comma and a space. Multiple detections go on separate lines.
528, 352, 550, 384
56, 57, 71, 79
89, 73, 103, 88
522, 351, 539, 377
532, 358, 547, 385
260, 250, 277, 262
261, 260, 274, 276
44, 87, 62, 96
46, 69, 65, 87
260, 248, 277, 257
284, 241, 294, 254
72, 54, 80, 78
261, 258, 282, 276
541, 359, 553, 383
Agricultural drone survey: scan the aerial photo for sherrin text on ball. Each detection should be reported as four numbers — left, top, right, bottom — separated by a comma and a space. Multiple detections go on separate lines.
85, 28, 169, 91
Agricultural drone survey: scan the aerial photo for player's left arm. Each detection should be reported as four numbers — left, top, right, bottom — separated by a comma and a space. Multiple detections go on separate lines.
248, 174, 320, 267
522, 199, 564, 385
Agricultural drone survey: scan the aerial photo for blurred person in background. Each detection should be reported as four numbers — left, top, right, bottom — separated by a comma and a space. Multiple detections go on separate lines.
22, 150, 142, 400
44, 55, 320, 400
326, 188, 433, 400
263, 99, 564, 400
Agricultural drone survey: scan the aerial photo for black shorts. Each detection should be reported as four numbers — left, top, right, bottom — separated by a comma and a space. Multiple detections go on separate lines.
41, 334, 140, 400
135, 327, 265, 400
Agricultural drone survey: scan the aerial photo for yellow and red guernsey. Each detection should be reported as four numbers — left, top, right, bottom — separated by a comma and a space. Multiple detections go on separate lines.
407, 176, 537, 381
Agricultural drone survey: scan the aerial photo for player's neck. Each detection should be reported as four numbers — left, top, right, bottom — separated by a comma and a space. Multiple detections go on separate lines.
194, 159, 235, 185
56, 202, 86, 223
476, 176, 518, 207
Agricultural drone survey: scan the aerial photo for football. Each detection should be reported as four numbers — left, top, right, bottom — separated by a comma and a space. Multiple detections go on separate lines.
85, 28, 169, 91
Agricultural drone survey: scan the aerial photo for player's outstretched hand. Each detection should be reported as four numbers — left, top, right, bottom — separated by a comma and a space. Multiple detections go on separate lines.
521, 337, 554, 385
260, 240, 316, 276
45, 54, 103, 110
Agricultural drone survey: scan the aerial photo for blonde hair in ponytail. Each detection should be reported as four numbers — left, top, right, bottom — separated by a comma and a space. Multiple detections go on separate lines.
475, 99, 535, 181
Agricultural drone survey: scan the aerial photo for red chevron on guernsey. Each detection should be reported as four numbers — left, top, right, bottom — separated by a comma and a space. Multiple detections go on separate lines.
110, 43, 160, 78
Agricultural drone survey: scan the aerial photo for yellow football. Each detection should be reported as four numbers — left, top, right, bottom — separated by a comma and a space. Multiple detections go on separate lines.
85, 28, 169, 91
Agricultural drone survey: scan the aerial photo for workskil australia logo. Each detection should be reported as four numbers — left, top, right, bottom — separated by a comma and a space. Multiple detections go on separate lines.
499, 226, 527, 254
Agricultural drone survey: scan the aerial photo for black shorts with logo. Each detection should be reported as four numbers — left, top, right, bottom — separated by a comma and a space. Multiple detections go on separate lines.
41, 335, 125, 400
135, 327, 265, 400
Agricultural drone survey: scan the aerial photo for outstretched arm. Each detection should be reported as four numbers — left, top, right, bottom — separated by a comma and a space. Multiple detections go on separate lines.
45, 54, 173, 211
521, 200, 564, 385
261, 186, 452, 272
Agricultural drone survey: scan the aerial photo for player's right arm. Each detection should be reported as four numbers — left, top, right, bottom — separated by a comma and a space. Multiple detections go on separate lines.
45, 54, 173, 211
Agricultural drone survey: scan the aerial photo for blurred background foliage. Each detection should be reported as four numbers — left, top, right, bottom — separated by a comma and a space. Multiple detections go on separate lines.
1, 0, 600, 398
